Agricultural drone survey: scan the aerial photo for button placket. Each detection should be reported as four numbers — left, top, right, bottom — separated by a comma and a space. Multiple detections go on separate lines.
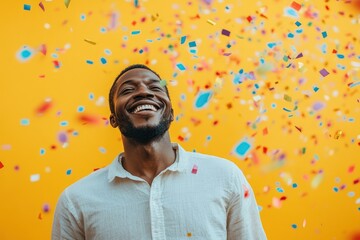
150, 176, 166, 240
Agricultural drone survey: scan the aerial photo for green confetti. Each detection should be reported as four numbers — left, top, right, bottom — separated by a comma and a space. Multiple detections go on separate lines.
64, 0, 71, 8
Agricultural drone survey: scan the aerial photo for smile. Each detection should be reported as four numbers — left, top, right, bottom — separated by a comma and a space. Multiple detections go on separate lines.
132, 104, 158, 113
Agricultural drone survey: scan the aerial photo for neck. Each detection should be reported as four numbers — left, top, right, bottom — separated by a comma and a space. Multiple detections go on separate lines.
121, 132, 176, 185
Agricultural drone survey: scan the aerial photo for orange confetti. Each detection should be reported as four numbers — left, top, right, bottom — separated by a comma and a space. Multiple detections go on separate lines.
291, 1, 301, 11
263, 127, 268, 135
348, 165, 355, 173
36, 101, 52, 115
78, 114, 101, 125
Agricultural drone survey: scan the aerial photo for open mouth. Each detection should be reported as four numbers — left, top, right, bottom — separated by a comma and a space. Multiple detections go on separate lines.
131, 104, 158, 113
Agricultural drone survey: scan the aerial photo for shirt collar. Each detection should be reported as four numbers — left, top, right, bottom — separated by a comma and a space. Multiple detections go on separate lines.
107, 143, 188, 182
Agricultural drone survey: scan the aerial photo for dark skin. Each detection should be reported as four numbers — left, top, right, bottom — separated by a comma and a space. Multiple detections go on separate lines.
109, 68, 176, 185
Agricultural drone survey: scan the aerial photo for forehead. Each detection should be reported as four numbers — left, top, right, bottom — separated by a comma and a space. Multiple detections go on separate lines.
116, 68, 160, 86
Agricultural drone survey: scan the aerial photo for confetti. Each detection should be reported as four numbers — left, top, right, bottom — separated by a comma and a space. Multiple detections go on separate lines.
0, 161, 4, 169
221, 29, 230, 37
30, 174, 40, 182
290, 1, 301, 11
191, 164, 198, 174
319, 68, 329, 77
194, 90, 212, 109
180, 36, 186, 44
84, 39, 96, 45
20, 118, 30, 126
176, 63, 186, 71
207, 19, 216, 25
16, 46, 34, 62
38, 2, 45, 11
64, 0, 71, 8
131, 30, 141, 35
23, 4, 31, 11
234, 138, 253, 158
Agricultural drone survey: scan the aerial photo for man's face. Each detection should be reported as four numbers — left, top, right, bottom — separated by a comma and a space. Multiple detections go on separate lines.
110, 68, 173, 144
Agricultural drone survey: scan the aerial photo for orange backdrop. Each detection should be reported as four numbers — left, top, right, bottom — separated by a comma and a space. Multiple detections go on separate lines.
0, 0, 359, 239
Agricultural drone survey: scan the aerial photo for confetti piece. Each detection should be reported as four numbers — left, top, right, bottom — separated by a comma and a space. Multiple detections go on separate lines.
349, 81, 360, 88
191, 164, 198, 174
86, 60, 94, 64
0, 161, 4, 169
30, 174, 40, 182
131, 30, 141, 35
180, 36, 186, 44
311, 173, 323, 189
334, 130, 343, 139
36, 100, 52, 115
290, 1, 301, 11
64, 0, 71, 8
243, 185, 250, 198
53, 60, 60, 68
319, 68, 329, 77
312, 101, 325, 111
234, 138, 253, 158
321, 31, 327, 38
58, 131, 68, 144
42, 203, 50, 213
194, 90, 212, 109
207, 19, 216, 25
38, 2, 45, 11
284, 94, 292, 102
20, 118, 30, 126
291, 224, 298, 229
16, 46, 34, 62
1, 144, 11, 150
176, 63, 186, 71
187, 232, 192, 237
99, 147, 106, 153
160, 80, 167, 87
100, 57, 107, 64
188, 41, 196, 47
66, 169, 72, 175
284, 7, 299, 18
78, 113, 101, 124
221, 29, 230, 37
267, 42, 276, 48
24, 4, 31, 11
84, 39, 96, 45
134, 0, 139, 7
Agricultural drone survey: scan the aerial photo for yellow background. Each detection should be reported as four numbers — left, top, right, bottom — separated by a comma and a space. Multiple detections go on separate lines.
1, 0, 359, 239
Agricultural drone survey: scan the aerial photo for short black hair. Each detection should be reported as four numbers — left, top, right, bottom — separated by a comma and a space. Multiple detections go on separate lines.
108, 64, 170, 114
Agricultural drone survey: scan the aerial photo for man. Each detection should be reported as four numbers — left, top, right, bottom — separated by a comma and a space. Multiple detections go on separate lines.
52, 64, 267, 239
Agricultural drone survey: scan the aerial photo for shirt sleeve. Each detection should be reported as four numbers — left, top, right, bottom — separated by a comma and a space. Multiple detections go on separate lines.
52, 189, 85, 240
226, 166, 267, 240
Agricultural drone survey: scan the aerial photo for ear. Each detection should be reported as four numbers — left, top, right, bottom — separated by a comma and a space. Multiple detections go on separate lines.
109, 114, 118, 128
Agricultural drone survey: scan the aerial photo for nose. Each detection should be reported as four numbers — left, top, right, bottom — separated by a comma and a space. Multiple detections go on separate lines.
133, 85, 154, 99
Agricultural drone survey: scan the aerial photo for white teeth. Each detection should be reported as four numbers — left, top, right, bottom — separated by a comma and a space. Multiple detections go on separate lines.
133, 104, 157, 113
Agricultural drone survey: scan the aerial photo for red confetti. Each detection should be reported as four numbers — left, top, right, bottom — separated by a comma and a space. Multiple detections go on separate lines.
39, 2, 45, 11
354, 178, 359, 185
291, 1, 301, 11
78, 114, 101, 124
178, 135, 184, 141
246, 16, 253, 22
295, 126, 302, 132
348, 165, 355, 173
0, 161, 4, 169
36, 101, 52, 115
191, 164, 198, 174
280, 196, 287, 201
243, 185, 250, 198
262, 146, 268, 154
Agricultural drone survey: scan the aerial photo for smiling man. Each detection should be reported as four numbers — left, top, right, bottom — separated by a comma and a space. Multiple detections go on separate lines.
52, 64, 267, 240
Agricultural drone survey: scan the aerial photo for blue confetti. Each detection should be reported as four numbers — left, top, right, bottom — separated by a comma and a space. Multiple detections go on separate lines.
194, 91, 212, 109
322, 31, 327, 38
267, 42, 276, 48
180, 36, 187, 44
295, 21, 302, 27
131, 30, 141, 35
89, 93, 94, 100
291, 224, 297, 229
284, 7, 299, 18
66, 169, 72, 175
20, 118, 30, 126
100, 57, 107, 64
287, 33, 294, 38
40, 148, 46, 155
86, 60, 94, 64
80, 14, 86, 21
23, 4, 31, 11
99, 147, 106, 153
60, 121, 68, 126
292, 183, 298, 188
234, 139, 252, 158
17, 46, 34, 62
77, 106, 85, 112
189, 41, 196, 47
176, 63, 186, 71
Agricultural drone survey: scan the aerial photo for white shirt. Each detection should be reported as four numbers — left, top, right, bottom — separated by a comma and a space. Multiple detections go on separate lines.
52, 143, 266, 240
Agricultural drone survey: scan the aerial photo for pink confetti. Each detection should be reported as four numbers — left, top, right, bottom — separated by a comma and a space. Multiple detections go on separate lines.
191, 164, 198, 174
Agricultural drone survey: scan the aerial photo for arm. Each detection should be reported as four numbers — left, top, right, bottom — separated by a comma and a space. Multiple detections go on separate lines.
226, 168, 267, 240
52, 189, 85, 240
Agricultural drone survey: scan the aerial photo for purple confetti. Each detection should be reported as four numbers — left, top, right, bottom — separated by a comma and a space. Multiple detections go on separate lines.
58, 131, 68, 143
312, 101, 326, 111
221, 29, 230, 37
319, 68, 329, 77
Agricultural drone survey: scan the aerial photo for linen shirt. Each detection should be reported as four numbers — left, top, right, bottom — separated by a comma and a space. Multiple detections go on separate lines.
52, 143, 266, 240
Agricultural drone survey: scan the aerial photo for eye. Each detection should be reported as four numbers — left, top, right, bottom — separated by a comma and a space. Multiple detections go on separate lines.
120, 88, 134, 95
150, 85, 163, 91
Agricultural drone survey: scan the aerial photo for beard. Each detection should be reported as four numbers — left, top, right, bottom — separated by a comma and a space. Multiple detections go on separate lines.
115, 112, 172, 144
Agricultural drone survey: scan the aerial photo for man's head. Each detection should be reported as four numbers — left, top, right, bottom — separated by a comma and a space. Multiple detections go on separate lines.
109, 64, 174, 144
